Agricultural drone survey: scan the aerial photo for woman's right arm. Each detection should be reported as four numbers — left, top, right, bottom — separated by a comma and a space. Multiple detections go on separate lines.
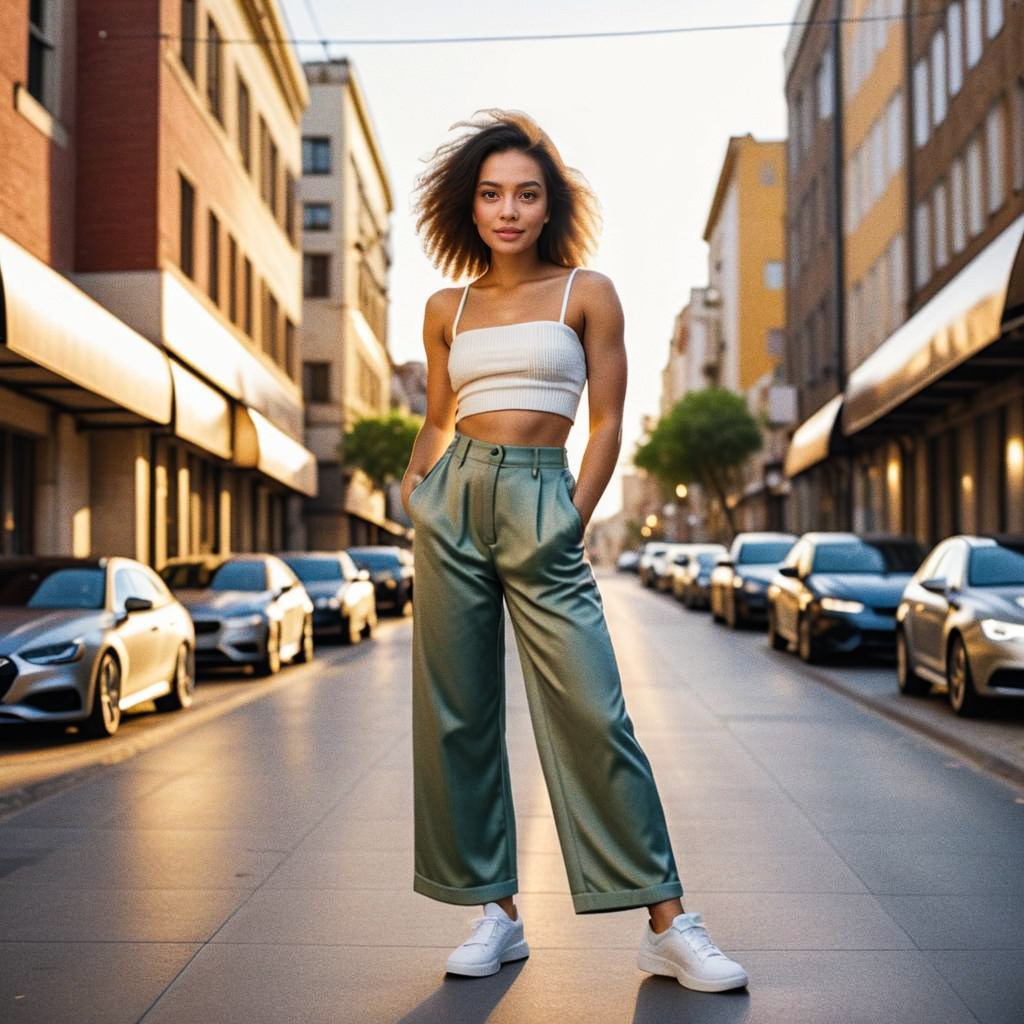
400, 289, 458, 518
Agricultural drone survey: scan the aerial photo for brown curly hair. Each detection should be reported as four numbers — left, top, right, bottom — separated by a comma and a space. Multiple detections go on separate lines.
412, 108, 601, 281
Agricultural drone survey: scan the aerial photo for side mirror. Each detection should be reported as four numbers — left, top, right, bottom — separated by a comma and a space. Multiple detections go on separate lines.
920, 577, 947, 595
778, 565, 799, 578
716, 558, 734, 569
124, 596, 154, 613
356, 569, 370, 581
277, 582, 294, 597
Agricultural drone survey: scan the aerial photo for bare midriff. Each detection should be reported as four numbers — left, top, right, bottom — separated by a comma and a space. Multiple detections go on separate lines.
455, 409, 573, 447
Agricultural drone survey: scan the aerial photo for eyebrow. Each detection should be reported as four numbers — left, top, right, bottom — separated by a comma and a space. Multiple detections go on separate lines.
478, 180, 543, 188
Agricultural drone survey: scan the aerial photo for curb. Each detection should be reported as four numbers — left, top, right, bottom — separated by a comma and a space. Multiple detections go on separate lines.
798, 663, 1024, 791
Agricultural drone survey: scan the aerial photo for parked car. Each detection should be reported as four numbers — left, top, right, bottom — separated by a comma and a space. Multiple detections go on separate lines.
673, 546, 729, 608
0, 556, 195, 738
346, 546, 414, 615
638, 542, 672, 588
895, 534, 1024, 716
616, 549, 642, 573
160, 555, 314, 676
278, 551, 377, 645
651, 543, 698, 592
767, 533, 925, 662
710, 532, 798, 627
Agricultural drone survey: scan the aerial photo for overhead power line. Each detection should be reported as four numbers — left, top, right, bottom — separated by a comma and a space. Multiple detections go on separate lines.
97, 10, 944, 48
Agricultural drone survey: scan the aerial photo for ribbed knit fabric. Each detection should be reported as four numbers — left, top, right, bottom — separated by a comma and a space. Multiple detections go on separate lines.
448, 269, 588, 424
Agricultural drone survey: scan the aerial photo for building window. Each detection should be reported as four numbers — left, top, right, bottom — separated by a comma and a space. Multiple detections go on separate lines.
817, 47, 834, 121
242, 256, 253, 337
986, 0, 1004, 38
889, 233, 905, 331
302, 136, 331, 175
0, 428, 35, 554
178, 173, 195, 279
205, 16, 222, 123
237, 74, 251, 171
268, 139, 279, 218
933, 179, 948, 270
986, 100, 1006, 214
303, 254, 330, 298
303, 202, 332, 231
285, 318, 296, 378
303, 362, 331, 403
1015, 79, 1024, 194
914, 200, 931, 290
965, 0, 983, 67
913, 57, 930, 149
951, 155, 967, 253
931, 30, 947, 128
966, 134, 984, 236
886, 91, 903, 177
285, 169, 296, 241
261, 283, 279, 359
948, 3, 964, 96
179, 0, 196, 81
870, 115, 886, 202
763, 261, 784, 290
759, 162, 776, 186
207, 210, 220, 304
27, 0, 56, 110
228, 234, 238, 324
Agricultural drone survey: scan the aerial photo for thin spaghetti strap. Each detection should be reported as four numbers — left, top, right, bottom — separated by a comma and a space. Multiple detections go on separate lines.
452, 282, 472, 339
559, 267, 580, 323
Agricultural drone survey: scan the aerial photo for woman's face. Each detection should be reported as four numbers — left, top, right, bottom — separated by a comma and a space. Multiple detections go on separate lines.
472, 148, 550, 256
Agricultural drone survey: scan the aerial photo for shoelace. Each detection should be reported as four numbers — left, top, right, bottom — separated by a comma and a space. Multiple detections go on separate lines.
462, 915, 504, 947
673, 922, 724, 961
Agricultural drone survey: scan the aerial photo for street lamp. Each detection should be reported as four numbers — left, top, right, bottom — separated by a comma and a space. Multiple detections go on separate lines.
675, 483, 688, 499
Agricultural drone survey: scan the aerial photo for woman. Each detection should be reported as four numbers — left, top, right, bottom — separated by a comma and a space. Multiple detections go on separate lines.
401, 109, 747, 993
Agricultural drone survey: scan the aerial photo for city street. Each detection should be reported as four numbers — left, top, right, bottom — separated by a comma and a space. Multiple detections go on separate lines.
1, 570, 1022, 1023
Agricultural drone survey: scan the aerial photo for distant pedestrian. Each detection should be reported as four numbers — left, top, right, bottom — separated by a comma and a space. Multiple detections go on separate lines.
402, 108, 747, 993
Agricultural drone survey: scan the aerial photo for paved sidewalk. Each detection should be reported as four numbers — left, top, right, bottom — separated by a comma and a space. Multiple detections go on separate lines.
0, 571, 1022, 1023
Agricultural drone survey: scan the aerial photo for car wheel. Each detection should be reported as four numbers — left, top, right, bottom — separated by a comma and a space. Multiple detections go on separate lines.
947, 634, 980, 716
711, 589, 723, 623
896, 629, 930, 697
798, 612, 819, 664
725, 592, 739, 629
361, 612, 374, 639
340, 614, 360, 646
155, 644, 196, 712
83, 651, 122, 738
294, 615, 315, 664
255, 623, 281, 677
768, 607, 787, 651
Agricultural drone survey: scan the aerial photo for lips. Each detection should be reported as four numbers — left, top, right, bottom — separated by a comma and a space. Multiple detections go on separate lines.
496, 229, 523, 239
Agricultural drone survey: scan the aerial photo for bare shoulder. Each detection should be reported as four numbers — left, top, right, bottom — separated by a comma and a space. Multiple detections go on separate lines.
573, 269, 624, 327
423, 285, 466, 345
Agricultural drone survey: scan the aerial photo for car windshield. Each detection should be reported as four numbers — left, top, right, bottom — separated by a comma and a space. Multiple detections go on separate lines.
282, 557, 341, 582
697, 552, 719, 569
812, 541, 921, 574
160, 560, 267, 591
968, 545, 1024, 586
348, 550, 399, 570
737, 542, 793, 564
0, 566, 106, 609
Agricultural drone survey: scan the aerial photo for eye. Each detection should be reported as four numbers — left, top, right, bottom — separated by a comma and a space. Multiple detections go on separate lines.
480, 190, 497, 199
521, 191, 537, 200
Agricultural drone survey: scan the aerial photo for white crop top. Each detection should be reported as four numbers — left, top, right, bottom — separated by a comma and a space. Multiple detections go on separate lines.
447, 267, 587, 423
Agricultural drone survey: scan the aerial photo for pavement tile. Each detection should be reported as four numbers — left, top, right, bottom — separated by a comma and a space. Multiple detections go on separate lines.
925, 950, 1024, 1024
876, 895, 1024, 949
0, 942, 199, 1024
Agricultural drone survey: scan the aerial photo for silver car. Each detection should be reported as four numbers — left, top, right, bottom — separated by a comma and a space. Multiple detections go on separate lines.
160, 555, 314, 676
896, 535, 1024, 715
0, 556, 195, 738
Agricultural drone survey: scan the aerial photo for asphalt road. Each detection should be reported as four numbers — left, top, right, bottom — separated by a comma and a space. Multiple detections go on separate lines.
1, 571, 1022, 1023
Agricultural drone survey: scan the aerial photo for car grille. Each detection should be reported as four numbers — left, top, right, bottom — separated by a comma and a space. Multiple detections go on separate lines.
0, 657, 17, 699
989, 669, 1024, 691
873, 605, 898, 617
193, 620, 221, 635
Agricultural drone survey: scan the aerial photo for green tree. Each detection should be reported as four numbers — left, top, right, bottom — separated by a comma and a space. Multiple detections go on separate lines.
341, 413, 422, 490
634, 388, 762, 538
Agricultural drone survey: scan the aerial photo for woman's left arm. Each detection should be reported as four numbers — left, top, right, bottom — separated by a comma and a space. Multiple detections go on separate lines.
572, 271, 627, 529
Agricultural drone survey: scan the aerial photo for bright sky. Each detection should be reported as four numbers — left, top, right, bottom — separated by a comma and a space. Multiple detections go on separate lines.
281, 1, 798, 522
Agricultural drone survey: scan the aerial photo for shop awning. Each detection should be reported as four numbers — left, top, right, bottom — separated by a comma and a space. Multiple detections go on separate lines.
170, 360, 233, 460
842, 213, 1024, 437
0, 233, 173, 425
234, 406, 317, 496
784, 394, 845, 478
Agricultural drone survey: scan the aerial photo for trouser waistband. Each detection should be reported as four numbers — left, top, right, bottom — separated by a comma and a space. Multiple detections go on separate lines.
453, 430, 569, 468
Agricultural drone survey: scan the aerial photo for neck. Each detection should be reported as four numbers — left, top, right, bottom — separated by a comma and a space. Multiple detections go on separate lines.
479, 248, 548, 288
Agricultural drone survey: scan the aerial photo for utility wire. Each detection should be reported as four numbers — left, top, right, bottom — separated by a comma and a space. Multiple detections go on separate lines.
300, 0, 331, 60
97, 10, 943, 48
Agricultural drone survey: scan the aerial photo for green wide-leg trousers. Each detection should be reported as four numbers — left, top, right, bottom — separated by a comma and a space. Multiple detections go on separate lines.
410, 431, 683, 914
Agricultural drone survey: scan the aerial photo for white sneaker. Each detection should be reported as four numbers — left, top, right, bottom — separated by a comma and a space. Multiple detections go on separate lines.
637, 910, 748, 992
445, 902, 530, 977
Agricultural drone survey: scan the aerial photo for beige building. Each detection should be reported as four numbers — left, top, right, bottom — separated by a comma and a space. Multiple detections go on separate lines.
299, 58, 399, 549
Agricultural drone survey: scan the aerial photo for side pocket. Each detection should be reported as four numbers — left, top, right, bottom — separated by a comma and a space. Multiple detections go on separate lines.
562, 469, 584, 541
409, 446, 452, 509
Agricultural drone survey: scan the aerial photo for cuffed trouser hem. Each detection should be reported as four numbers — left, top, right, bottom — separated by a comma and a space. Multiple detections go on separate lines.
571, 880, 684, 915
413, 872, 518, 906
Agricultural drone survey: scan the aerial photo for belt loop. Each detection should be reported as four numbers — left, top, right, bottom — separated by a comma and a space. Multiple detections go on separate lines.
532, 447, 539, 478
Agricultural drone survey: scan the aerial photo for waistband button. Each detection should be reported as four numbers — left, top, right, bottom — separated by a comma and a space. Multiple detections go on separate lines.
490, 447, 499, 455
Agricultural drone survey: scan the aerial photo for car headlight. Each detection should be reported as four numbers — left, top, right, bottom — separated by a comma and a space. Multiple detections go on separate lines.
819, 597, 865, 614
21, 638, 86, 665
980, 618, 1024, 642
315, 596, 340, 610
384, 579, 397, 589
732, 577, 744, 589
743, 580, 764, 594
225, 613, 264, 627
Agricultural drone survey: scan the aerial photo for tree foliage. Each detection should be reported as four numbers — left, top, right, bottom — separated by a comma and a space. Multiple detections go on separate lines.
341, 413, 422, 490
634, 388, 762, 536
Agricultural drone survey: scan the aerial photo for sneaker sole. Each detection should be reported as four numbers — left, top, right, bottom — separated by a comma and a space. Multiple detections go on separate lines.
636, 948, 748, 992
446, 939, 530, 977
